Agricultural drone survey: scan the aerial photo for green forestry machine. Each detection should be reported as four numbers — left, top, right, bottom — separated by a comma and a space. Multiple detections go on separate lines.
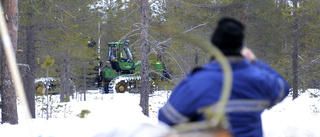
96, 40, 170, 93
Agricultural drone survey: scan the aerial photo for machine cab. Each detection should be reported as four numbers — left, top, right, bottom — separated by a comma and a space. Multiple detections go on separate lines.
107, 40, 134, 73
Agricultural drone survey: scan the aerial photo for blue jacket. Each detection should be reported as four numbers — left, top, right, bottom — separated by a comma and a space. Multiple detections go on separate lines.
158, 57, 289, 137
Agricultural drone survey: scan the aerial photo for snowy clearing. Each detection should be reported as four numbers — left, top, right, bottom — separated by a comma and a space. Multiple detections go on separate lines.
0, 89, 319, 137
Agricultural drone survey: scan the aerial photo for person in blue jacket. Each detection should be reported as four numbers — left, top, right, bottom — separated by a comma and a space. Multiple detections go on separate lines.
158, 17, 290, 137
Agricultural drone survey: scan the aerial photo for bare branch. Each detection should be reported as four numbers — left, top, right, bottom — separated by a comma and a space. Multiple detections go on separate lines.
119, 28, 140, 42
149, 0, 160, 7
122, 9, 139, 22
17, 63, 30, 70
48, 0, 76, 19
164, 46, 187, 76
119, 22, 141, 42
149, 22, 209, 55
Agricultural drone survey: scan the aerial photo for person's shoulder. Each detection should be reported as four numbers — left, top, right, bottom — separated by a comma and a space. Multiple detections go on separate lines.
190, 66, 203, 75
251, 60, 271, 67
190, 63, 218, 76
188, 63, 221, 81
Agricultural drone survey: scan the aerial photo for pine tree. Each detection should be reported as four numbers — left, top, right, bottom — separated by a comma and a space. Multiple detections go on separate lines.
1, 0, 19, 124
139, 0, 150, 117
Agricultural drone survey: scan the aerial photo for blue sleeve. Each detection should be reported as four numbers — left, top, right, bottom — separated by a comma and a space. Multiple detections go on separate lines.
254, 61, 290, 106
158, 71, 221, 126
158, 78, 194, 125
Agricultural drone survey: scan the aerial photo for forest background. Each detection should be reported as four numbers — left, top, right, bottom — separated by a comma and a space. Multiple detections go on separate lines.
1, 0, 320, 124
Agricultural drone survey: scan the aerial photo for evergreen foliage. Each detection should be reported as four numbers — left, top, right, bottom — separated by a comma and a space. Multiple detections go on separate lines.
11, 0, 320, 105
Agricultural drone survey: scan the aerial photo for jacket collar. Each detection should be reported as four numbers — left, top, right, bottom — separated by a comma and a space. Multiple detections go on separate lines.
210, 56, 244, 62
205, 56, 250, 70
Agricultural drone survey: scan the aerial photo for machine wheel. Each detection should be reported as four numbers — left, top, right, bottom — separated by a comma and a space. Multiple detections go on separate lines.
116, 81, 128, 93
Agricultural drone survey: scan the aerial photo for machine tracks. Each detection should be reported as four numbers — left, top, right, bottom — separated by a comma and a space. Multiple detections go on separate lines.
107, 75, 155, 93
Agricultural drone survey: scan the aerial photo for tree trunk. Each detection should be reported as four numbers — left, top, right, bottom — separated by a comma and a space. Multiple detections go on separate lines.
195, 47, 199, 66
292, 0, 299, 100
23, 12, 36, 118
60, 64, 66, 102
46, 66, 49, 120
60, 49, 71, 102
1, 0, 19, 124
139, 0, 150, 117
66, 49, 71, 99
84, 68, 86, 101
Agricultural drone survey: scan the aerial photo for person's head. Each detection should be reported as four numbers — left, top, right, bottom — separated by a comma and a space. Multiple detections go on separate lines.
211, 17, 245, 56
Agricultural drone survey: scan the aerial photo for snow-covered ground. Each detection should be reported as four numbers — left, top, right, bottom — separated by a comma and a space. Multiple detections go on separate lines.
0, 89, 319, 137
262, 89, 320, 137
